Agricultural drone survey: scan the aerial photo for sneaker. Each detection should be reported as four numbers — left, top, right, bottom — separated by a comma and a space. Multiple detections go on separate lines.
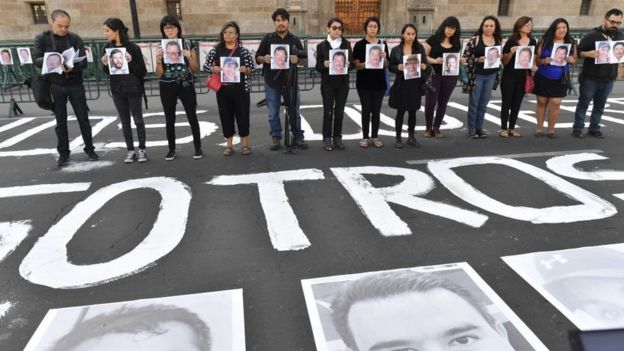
587, 130, 604, 138
295, 138, 308, 150
359, 139, 370, 148
406, 136, 421, 148
193, 149, 203, 159
124, 150, 136, 163
137, 149, 148, 163
323, 138, 333, 151
57, 154, 70, 167
468, 129, 476, 137
572, 129, 585, 138
270, 137, 281, 151
165, 150, 176, 161
332, 137, 345, 150
395, 138, 403, 148
85, 150, 99, 161
372, 138, 383, 148
423, 129, 433, 138
476, 129, 487, 138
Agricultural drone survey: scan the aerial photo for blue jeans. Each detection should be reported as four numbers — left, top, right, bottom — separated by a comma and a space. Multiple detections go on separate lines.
573, 78, 614, 131
467, 74, 496, 130
264, 83, 304, 140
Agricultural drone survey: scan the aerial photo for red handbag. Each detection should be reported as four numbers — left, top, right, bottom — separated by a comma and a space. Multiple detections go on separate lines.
205, 47, 237, 92
524, 71, 534, 94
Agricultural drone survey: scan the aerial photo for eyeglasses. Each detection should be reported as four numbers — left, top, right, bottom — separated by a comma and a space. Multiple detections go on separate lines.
331, 26, 343, 31
607, 19, 622, 25
164, 25, 177, 30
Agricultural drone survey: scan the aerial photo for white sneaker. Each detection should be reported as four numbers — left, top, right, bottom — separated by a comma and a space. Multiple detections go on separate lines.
124, 151, 136, 163
137, 149, 148, 163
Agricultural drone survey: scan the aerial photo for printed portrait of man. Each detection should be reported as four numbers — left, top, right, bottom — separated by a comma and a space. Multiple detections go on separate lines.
551, 44, 569, 66
329, 49, 347, 75
595, 41, 611, 64
515, 47, 533, 69
0, 48, 13, 65
271, 45, 289, 70
47, 304, 211, 351
443, 53, 459, 76
330, 270, 517, 351
506, 245, 624, 331
108, 48, 129, 75
84, 47, 93, 63
365, 44, 384, 69
43, 52, 63, 74
612, 41, 624, 63
221, 56, 240, 83
18, 47, 32, 64
403, 54, 420, 79
163, 39, 184, 64
484, 46, 501, 69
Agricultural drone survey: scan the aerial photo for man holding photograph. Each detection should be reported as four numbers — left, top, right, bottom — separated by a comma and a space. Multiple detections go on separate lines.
32, 9, 98, 167
331, 270, 517, 351
255, 8, 306, 150
573, 8, 624, 138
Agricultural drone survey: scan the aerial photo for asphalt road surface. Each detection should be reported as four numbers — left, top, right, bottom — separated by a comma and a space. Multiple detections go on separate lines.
1, 81, 624, 351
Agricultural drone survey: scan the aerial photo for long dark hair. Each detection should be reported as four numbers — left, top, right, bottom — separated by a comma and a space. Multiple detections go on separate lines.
217, 21, 241, 49
103, 17, 129, 46
434, 16, 461, 49
399, 23, 421, 53
159, 15, 182, 38
538, 18, 575, 53
511, 16, 533, 41
475, 15, 502, 42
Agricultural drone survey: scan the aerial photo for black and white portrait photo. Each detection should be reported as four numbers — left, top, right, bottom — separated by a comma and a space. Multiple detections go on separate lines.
302, 263, 547, 351
504, 244, 624, 331
24, 289, 245, 351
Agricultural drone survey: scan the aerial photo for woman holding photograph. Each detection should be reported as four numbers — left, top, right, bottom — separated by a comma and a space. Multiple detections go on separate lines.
534, 18, 577, 138
101, 17, 148, 163
499, 16, 537, 138
423, 16, 462, 138
463, 15, 503, 139
315, 17, 353, 151
388, 24, 428, 148
203, 21, 254, 156
156, 15, 203, 160
353, 16, 389, 148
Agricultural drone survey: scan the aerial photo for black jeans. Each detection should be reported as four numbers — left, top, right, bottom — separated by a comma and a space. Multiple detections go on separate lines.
50, 83, 94, 156
216, 84, 250, 138
425, 75, 457, 129
159, 81, 202, 152
357, 88, 385, 139
395, 110, 416, 139
500, 76, 525, 130
112, 93, 146, 150
321, 82, 349, 139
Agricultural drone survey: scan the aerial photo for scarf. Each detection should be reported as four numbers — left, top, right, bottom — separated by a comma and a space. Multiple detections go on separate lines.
327, 34, 342, 49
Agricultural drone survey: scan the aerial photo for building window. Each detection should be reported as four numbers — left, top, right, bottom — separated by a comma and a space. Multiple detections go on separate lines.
580, 0, 591, 15
30, 2, 48, 24
166, 0, 182, 20
497, 0, 511, 16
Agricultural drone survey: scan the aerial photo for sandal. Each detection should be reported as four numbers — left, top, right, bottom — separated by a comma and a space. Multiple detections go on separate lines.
534, 130, 544, 138
241, 146, 251, 155
508, 130, 521, 137
223, 146, 234, 156
359, 139, 370, 148
499, 129, 509, 138
372, 138, 383, 148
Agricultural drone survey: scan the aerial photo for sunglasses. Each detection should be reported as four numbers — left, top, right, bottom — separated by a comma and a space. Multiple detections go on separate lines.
331, 25, 343, 31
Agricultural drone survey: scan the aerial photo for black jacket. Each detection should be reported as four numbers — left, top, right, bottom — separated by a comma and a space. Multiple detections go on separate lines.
315, 38, 353, 87
32, 30, 87, 86
578, 26, 624, 81
103, 42, 147, 95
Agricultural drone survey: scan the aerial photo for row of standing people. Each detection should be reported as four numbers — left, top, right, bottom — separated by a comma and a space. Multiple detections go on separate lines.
33, 8, 623, 167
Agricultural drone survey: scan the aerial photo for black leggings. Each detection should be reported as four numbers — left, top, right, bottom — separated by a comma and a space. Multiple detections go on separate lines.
112, 93, 145, 150
159, 81, 202, 152
321, 82, 349, 139
395, 110, 416, 139
500, 77, 526, 130
357, 88, 385, 139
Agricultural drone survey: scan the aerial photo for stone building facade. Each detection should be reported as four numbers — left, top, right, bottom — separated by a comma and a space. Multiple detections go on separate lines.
0, 0, 621, 42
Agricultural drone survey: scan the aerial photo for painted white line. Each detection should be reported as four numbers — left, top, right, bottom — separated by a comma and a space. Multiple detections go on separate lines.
0, 301, 12, 319
0, 118, 35, 133
406, 149, 604, 165
547, 153, 624, 180
61, 161, 115, 173
614, 193, 624, 201
0, 183, 91, 198
0, 221, 31, 263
